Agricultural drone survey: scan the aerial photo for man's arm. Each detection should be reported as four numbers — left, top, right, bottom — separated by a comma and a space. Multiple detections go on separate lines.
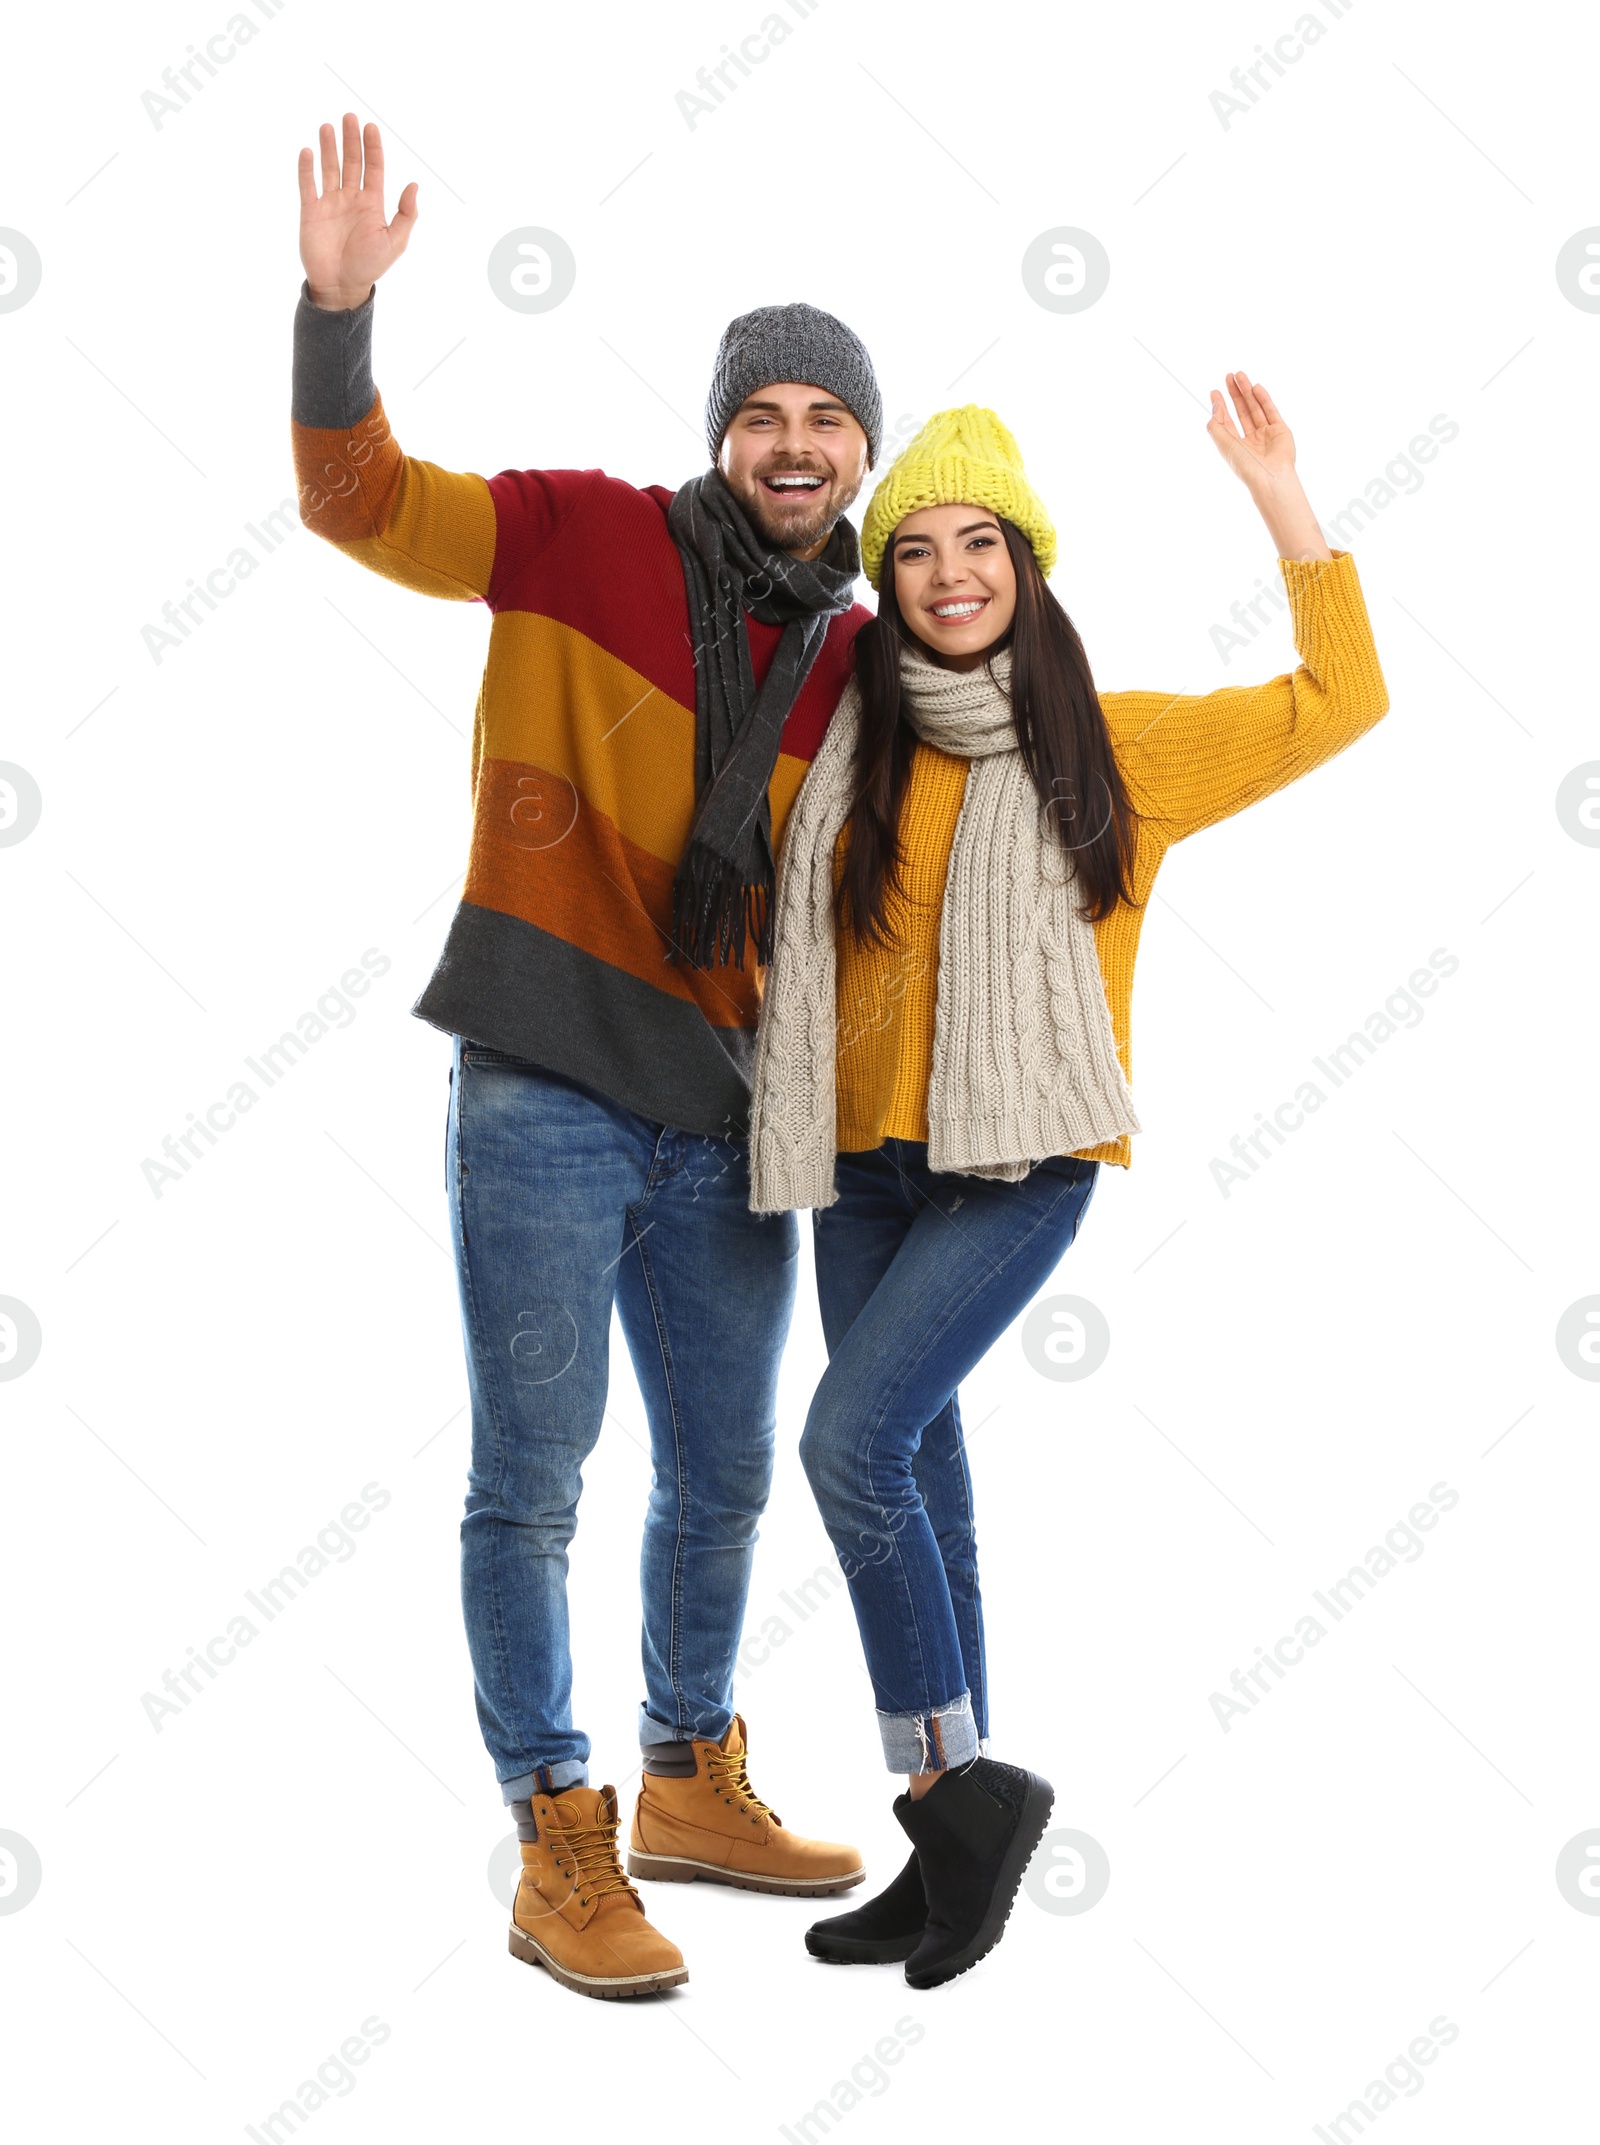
292, 112, 496, 600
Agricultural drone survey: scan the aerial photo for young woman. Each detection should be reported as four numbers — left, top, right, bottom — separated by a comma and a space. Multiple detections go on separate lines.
745, 378, 1389, 1989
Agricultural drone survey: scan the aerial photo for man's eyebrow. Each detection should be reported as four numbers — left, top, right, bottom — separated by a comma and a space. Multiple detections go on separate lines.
736, 395, 852, 413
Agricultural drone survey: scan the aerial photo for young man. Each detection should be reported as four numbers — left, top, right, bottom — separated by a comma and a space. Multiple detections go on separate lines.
291, 115, 878, 1999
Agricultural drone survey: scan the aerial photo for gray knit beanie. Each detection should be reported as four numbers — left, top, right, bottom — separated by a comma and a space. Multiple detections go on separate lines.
705, 301, 883, 468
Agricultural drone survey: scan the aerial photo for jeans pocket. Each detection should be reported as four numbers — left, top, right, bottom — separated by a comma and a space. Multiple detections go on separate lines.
460, 1040, 538, 1069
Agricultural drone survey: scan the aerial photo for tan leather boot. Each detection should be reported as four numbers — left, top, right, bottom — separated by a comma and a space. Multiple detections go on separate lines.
628, 1714, 865, 1896
508, 1784, 687, 1999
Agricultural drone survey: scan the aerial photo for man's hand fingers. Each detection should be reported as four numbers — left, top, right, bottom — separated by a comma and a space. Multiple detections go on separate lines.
389, 180, 420, 241
362, 121, 384, 198
340, 110, 361, 189
296, 145, 318, 214
318, 120, 339, 198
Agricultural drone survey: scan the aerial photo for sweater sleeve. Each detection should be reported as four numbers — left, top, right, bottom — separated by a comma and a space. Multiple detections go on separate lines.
291, 281, 498, 601
1100, 549, 1390, 847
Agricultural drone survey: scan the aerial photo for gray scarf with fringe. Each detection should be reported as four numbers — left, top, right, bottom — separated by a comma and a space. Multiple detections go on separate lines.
666, 469, 860, 969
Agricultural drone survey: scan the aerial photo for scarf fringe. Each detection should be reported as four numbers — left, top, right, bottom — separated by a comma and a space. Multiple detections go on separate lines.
667, 842, 774, 971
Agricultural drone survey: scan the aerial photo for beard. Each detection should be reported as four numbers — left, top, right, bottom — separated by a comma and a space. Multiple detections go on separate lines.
729, 465, 849, 555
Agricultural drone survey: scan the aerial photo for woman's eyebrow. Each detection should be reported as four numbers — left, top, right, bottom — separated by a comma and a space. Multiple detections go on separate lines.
897, 519, 1002, 543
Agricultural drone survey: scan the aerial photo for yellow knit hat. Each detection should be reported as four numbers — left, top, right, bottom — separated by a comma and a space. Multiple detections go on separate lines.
859, 405, 1057, 590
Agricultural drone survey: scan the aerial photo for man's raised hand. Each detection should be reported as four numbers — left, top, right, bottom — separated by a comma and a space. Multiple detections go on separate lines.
298, 113, 417, 311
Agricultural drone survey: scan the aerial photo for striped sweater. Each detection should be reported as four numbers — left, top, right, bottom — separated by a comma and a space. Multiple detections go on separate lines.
290, 284, 871, 1137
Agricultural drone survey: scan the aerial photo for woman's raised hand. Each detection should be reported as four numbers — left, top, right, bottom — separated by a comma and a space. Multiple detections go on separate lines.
298, 113, 417, 311
1206, 371, 1297, 489
1206, 369, 1330, 560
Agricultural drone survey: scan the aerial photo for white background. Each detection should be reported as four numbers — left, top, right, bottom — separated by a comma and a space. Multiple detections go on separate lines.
3, 0, 1597, 2137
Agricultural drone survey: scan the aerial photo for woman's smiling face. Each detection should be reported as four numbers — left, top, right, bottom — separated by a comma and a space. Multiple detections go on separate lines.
890, 503, 1018, 669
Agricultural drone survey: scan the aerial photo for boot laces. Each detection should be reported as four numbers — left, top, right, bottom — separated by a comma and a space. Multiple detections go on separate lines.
550, 1806, 636, 1902
706, 1745, 778, 1825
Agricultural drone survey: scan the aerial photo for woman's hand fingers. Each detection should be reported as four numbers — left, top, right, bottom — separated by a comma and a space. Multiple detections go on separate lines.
1228, 370, 1269, 437
1252, 379, 1287, 429
1206, 389, 1245, 463
1207, 369, 1298, 487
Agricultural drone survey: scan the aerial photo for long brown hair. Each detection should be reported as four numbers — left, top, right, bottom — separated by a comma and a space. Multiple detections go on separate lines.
835, 519, 1143, 946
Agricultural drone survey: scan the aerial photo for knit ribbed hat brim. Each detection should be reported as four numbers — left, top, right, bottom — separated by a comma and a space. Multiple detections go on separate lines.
705, 302, 883, 466
860, 405, 1056, 587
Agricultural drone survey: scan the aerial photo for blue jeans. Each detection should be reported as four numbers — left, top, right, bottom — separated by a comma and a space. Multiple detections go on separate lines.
446, 1042, 799, 1801
805, 1139, 1100, 1772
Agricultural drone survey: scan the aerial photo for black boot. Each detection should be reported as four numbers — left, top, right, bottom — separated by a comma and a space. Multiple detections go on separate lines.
894, 1757, 1053, 1988
805, 1851, 926, 1964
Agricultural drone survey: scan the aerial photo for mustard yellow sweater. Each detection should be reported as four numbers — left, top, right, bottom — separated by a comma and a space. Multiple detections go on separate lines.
833, 549, 1388, 1167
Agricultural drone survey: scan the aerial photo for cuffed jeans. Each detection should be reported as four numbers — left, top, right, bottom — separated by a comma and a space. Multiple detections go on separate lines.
805, 1139, 1100, 1773
446, 1042, 798, 1801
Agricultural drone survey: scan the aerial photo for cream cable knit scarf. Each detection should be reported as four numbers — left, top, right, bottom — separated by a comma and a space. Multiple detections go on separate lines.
747, 640, 1141, 1214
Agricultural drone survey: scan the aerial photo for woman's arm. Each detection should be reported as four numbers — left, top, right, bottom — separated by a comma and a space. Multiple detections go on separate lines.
1206, 370, 1332, 562
1096, 374, 1386, 850
1101, 551, 1388, 848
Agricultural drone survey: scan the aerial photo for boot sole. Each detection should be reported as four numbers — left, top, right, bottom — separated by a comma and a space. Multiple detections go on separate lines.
507, 1920, 688, 1999
628, 1849, 865, 1897
904, 1774, 1055, 1990
805, 1928, 922, 1964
